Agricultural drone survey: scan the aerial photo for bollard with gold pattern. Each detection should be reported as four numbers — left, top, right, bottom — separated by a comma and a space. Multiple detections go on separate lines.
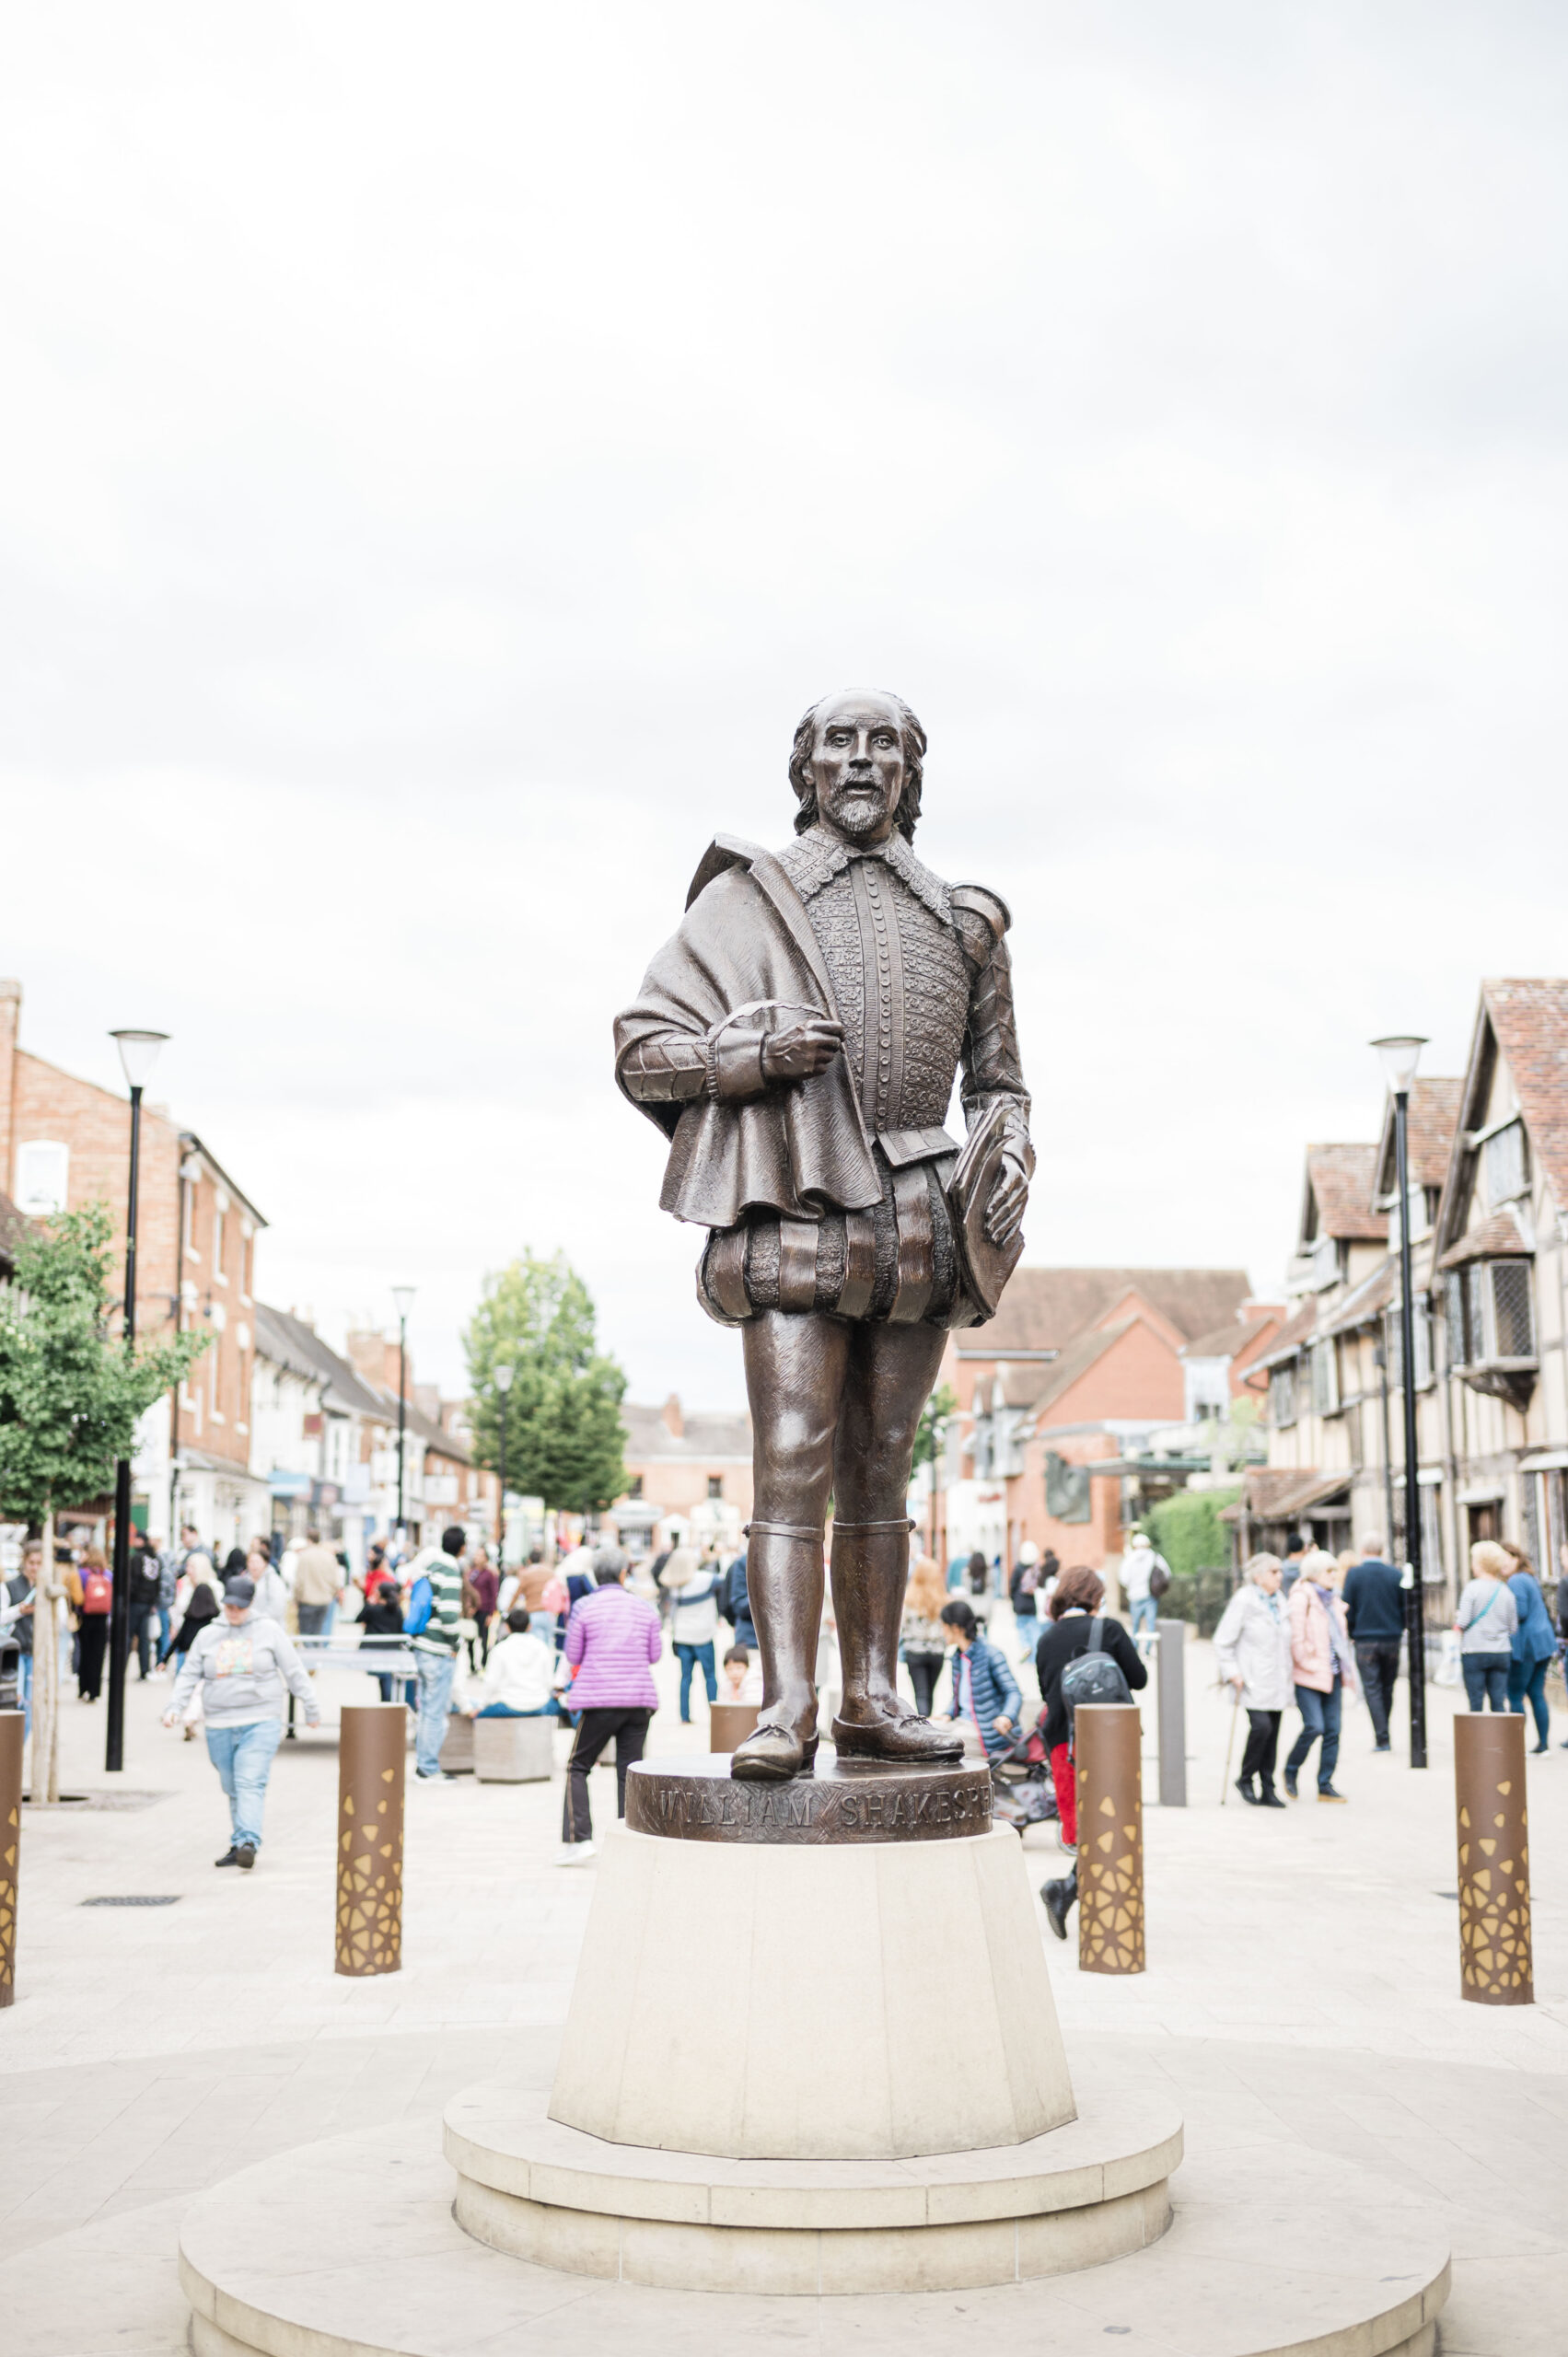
1455, 1711, 1532, 2006
0, 1711, 21, 2007
1074, 1703, 1145, 1976
335, 1704, 405, 1978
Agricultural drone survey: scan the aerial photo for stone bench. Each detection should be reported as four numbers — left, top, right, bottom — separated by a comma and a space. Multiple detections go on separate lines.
438, 1714, 474, 1774
472, 1714, 556, 1782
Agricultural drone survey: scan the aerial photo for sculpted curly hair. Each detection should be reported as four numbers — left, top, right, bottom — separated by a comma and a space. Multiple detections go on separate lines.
788, 693, 926, 841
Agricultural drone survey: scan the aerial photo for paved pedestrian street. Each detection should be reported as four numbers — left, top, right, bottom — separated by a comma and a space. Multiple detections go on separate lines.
3, 1625, 1565, 2356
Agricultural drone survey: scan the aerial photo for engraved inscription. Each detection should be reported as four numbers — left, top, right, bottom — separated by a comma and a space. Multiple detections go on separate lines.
631, 1759, 993, 1846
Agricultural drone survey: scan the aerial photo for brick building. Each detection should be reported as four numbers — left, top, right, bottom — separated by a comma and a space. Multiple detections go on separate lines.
611, 1395, 753, 1556
343, 1329, 498, 1548
931, 1267, 1253, 1575
0, 979, 269, 1550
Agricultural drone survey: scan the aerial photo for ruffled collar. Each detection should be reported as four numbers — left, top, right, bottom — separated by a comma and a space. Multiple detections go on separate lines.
775, 825, 951, 923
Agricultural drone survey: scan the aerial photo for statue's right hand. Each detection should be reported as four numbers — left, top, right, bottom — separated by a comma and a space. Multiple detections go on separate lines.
761, 1019, 844, 1084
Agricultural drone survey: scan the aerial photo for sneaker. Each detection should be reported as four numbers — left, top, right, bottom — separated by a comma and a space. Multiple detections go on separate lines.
1283, 1769, 1298, 1799
554, 1842, 597, 1867
1318, 1787, 1348, 1804
215, 1847, 240, 1868
414, 1769, 452, 1783
1374, 1743, 1391, 1754
235, 1844, 257, 1868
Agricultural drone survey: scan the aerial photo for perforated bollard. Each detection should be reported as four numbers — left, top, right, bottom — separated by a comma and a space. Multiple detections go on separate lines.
1455, 1712, 1532, 2006
1074, 1703, 1145, 1976
0, 1711, 21, 2007
335, 1705, 405, 1979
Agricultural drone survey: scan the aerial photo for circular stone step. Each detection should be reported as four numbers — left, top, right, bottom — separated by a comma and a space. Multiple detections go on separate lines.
177, 2117, 1449, 2357
445, 2080, 1182, 2291
624, 1751, 994, 1844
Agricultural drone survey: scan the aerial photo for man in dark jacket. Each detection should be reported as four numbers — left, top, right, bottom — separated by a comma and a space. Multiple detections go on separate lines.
1342, 1537, 1404, 1753
718, 1550, 756, 1650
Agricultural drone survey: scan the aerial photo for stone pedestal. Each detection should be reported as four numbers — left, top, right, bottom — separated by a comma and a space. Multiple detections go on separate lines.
550, 1818, 1073, 2159
438, 1713, 474, 1774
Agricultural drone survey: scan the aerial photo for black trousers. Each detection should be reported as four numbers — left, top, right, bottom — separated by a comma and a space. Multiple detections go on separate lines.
76, 1616, 110, 1700
1354, 1640, 1400, 1747
906, 1655, 942, 1718
563, 1707, 652, 1843
1240, 1708, 1282, 1786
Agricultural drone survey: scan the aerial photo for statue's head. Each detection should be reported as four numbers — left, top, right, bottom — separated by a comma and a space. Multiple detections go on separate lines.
788, 689, 926, 843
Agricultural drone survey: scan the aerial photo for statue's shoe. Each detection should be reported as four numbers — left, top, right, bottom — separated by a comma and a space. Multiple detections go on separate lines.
831, 1711, 965, 1765
731, 1721, 819, 1783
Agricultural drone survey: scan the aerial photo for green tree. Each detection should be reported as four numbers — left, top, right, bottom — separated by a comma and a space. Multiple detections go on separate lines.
464, 1251, 627, 1516
913, 1382, 957, 1473
0, 1202, 207, 1798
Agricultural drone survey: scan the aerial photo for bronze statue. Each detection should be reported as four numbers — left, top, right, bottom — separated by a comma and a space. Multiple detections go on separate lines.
616, 691, 1031, 1782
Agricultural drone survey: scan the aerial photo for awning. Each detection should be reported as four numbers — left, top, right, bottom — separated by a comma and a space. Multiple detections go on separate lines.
1222, 1469, 1352, 1525
1437, 1209, 1529, 1271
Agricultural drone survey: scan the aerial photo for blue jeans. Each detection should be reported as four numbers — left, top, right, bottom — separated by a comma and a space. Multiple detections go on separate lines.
1507, 1655, 1551, 1745
204, 1718, 284, 1850
676, 1641, 717, 1720
414, 1650, 457, 1773
1130, 1596, 1157, 1639
1285, 1678, 1342, 1789
1463, 1653, 1511, 1713
16, 1650, 31, 1736
476, 1700, 561, 1717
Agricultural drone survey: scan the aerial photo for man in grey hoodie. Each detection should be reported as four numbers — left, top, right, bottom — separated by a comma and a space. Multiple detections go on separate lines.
164, 1576, 319, 1868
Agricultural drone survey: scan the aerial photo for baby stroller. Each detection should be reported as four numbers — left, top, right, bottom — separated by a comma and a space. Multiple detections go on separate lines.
989, 1708, 1057, 1836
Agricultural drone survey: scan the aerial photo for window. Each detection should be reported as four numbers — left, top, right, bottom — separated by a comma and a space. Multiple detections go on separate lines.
1483, 1120, 1527, 1208
15, 1140, 68, 1215
1308, 1234, 1341, 1291
1386, 1296, 1434, 1389
626, 1475, 644, 1499
1269, 1363, 1298, 1427
1446, 1260, 1535, 1364
212, 1202, 226, 1279
1311, 1341, 1339, 1416
707, 1475, 723, 1500
1523, 1476, 1542, 1573
1420, 1483, 1445, 1583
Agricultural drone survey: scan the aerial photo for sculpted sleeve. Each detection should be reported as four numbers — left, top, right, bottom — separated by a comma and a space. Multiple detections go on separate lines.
619, 1024, 770, 1107
952, 885, 1033, 1173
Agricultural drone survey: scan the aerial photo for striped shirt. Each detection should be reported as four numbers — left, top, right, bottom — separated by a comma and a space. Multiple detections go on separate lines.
412, 1552, 464, 1657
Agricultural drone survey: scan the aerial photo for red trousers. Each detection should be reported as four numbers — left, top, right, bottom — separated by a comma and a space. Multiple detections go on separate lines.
1051, 1742, 1076, 1845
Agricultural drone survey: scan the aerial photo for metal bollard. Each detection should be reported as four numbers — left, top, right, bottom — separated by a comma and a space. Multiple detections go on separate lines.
335, 1705, 405, 1979
1454, 1712, 1532, 2006
0, 1712, 21, 2007
1156, 1620, 1187, 1807
1074, 1702, 1145, 1976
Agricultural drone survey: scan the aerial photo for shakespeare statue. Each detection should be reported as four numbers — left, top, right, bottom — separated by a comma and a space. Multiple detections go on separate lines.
615, 690, 1032, 1782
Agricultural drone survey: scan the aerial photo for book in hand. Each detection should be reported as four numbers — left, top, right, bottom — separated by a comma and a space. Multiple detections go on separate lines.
947, 1098, 1027, 1319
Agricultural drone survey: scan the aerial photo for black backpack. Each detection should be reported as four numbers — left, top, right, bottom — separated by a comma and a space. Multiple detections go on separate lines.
1059, 1617, 1132, 1746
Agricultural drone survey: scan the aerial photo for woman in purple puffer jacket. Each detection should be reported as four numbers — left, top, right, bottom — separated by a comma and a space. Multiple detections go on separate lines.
557, 1548, 662, 1864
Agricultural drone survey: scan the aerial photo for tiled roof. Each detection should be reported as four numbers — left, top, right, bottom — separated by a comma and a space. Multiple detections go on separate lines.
1180, 1313, 1277, 1363
965, 1267, 1250, 1353
1484, 980, 1568, 1216
622, 1402, 752, 1462
253, 1304, 400, 1427
1437, 1207, 1530, 1271
1004, 1320, 1137, 1417
1317, 1260, 1395, 1338
1304, 1145, 1387, 1243
1253, 1300, 1318, 1372
1232, 1468, 1352, 1521
1375, 1079, 1464, 1198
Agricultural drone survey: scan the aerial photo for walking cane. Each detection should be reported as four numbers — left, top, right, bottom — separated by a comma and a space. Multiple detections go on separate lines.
1219, 1682, 1242, 1805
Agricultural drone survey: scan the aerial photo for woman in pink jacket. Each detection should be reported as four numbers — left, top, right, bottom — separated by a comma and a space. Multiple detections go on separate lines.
1283, 1549, 1357, 1803
556, 1548, 662, 1865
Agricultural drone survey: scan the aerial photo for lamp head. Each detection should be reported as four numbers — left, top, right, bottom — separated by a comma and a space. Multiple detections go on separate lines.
110, 1028, 168, 1091
1371, 1034, 1427, 1096
390, 1285, 416, 1322
494, 1362, 515, 1395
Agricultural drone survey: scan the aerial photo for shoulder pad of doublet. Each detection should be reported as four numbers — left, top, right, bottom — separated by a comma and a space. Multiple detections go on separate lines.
949, 883, 1012, 943
685, 834, 767, 911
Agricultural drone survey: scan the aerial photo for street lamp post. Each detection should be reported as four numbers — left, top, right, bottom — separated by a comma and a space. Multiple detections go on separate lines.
390, 1286, 415, 1540
1373, 1034, 1430, 1771
105, 1028, 168, 1774
494, 1363, 514, 1569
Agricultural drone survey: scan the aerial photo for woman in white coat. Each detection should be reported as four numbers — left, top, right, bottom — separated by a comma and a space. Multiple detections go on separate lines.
1213, 1553, 1294, 1808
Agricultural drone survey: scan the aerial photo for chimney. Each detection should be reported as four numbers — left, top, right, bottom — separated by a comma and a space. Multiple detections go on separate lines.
0, 981, 20, 1199
661, 1392, 683, 1438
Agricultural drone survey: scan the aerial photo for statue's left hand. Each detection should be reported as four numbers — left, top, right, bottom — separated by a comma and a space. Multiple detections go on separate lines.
984, 1152, 1028, 1248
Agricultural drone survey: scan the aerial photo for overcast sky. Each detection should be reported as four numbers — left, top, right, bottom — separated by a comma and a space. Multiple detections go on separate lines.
4, 3, 1566, 1413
